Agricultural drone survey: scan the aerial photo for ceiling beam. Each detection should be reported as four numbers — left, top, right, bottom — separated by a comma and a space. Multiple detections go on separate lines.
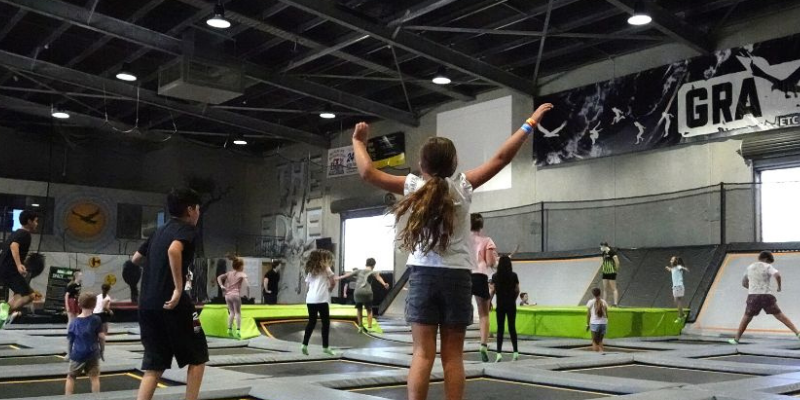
604, 0, 714, 54
0, 0, 418, 127
173, 0, 472, 103
0, 50, 329, 147
401, 26, 664, 41
0, 9, 26, 42
277, 0, 536, 94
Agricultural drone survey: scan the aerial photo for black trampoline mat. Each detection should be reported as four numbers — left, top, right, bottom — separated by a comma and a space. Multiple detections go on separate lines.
207, 347, 279, 356
0, 372, 169, 398
263, 320, 400, 348
570, 364, 752, 384
573, 346, 654, 353
462, 351, 548, 362
0, 355, 66, 366
222, 360, 401, 377
105, 340, 141, 345
708, 354, 800, 367
352, 377, 611, 400
663, 339, 731, 345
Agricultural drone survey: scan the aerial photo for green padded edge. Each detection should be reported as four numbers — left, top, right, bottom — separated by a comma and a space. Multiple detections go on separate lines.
200, 304, 383, 339
490, 307, 684, 339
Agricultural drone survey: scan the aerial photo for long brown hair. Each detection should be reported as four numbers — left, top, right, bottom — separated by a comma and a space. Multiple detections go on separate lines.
305, 249, 333, 276
592, 287, 606, 318
392, 137, 458, 254
227, 253, 244, 271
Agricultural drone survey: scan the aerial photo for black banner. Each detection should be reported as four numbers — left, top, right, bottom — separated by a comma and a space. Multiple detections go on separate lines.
43, 266, 79, 314
368, 132, 405, 169
534, 33, 800, 166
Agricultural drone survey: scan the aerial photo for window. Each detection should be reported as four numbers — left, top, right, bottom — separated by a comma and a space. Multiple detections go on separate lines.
760, 167, 800, 242
341, 211, 395, 272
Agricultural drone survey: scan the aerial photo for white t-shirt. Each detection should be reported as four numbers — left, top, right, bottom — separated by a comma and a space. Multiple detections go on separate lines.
403, 173, 475, 270
305, 269, 335, 304
670, 265, 686, 287
746, 262, 778, 295
586, 298, 609, 325
93, 294, 111, 314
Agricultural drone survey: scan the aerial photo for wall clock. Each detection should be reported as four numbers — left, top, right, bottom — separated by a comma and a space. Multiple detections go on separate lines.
66, 202, 107, 238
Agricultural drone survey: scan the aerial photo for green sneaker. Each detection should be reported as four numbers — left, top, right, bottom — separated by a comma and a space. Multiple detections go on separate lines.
323, 347, 337, 356
479, 345, 489, 362
226, 328, 233, 337
0, 302, 9, 321
495, 353, 503, 363
301, 344, 309, 355
727, 339, 739, 345
512, 352, 520, 361
235, 330, 241, 340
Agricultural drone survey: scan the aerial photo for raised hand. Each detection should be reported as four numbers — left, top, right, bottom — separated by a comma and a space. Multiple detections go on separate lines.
531, 103, 554, 124
352, 122, 370, 143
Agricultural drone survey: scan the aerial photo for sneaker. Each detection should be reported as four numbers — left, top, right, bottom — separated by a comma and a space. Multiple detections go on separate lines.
0, 302, 9, 322
5, 311, 19, 325
358, 325, 367, 334
301, 344, 309, 355
226, 328, 233, 337
727, 339, 739, 345
674, 316, 685, 324
234, 330, 241, 340
495, 353, 503, 363
479, 345, 489, 362
323, 347, 337, 356
512, 352, 520, 361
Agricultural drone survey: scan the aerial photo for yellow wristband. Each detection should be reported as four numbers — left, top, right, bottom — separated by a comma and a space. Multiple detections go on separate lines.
526, 118, 537, 126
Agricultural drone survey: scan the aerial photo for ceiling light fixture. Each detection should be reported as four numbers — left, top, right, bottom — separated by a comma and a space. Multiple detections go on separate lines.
319, 104, 336, 119
432, 66, 451, 85
115, 62, 137, 82
627, 1, 652, 25
206, 2, 231, 29
232, 133, 248, 145
51, 106, 70, 119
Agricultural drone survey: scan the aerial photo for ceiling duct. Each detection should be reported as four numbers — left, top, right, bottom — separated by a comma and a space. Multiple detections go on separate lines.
158, 28, 244, 104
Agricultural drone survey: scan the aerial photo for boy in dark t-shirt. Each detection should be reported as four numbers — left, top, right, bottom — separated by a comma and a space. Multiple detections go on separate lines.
0, 210, 39, 325
65, 292, 105, 395
131, 188, 208, 400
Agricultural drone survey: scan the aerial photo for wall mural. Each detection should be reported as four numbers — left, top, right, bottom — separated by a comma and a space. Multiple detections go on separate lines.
534, 32, 800, 166
52, 190, 118, 253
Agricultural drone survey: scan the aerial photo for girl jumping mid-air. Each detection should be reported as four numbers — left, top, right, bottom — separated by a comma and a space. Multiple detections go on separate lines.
351, 102, 554, 400
665, 256, 689, 323
218, 255, 249, 339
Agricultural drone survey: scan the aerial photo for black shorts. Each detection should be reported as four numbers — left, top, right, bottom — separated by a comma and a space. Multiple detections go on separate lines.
0, 271, 33, 297
745, 294, 782, 316
94, 312, 111, 324
471, 273, 490, 299
602, 273, 617, 281
139, 294, 208, 371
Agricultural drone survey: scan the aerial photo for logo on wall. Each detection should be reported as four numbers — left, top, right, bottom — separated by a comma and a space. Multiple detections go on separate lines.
66, 202, 107, 238
88, 256, 102, 268
104, 274, 117, 286
534, 33, 800, 166
327, 132, 405, 178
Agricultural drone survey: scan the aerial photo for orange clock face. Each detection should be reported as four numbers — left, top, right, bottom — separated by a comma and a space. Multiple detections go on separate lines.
66, 203, 107, 238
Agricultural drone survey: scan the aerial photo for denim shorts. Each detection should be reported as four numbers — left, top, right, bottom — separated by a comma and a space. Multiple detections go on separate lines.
590, 324, 607, 335
405, 266, 473, 326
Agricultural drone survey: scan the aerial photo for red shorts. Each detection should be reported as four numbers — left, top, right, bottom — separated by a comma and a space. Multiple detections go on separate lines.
745, 294, 781, 316
67, 298, 80, 314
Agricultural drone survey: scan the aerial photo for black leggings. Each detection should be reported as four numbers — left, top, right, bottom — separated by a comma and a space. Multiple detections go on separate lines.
496, 306, 518, 353
303, 303, 330, 347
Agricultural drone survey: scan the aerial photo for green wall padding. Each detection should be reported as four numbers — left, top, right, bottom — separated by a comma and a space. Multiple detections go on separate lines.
490, 306, 684, 339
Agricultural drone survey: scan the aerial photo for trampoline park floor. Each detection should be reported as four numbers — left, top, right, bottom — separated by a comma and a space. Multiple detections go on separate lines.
0, 372, 173, 398
568, 363, 754, 384
569, 345, 659, 353
705, 354, 800, 367
0, 354, 66, 366
221, 359, 403, 378
351, 377, 613, 400
261, 319, 403, 348
462, 351, 549, 362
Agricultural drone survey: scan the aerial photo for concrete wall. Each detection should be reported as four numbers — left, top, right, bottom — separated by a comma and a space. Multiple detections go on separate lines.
240, 6, 800, 287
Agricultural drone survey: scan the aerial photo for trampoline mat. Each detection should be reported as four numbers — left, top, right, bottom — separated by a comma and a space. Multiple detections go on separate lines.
105, 340, 142, 346
462, 351, 548, 362
222, 360, 401, 377
662, 339, 733, 345
262, 320, 400, 348
708, 354, 800, 367
573, 346, 655, 353
353, 377, 611, 400
570, 364, 752, 384
0, 345, 22, 350
0, 372, 167, 398
208, 347, 279, 356
0, 355, 66, 366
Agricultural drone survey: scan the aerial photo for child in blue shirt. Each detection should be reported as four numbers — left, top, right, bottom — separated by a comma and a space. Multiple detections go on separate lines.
665, 256, 689, 323
65, 292, 105, 395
